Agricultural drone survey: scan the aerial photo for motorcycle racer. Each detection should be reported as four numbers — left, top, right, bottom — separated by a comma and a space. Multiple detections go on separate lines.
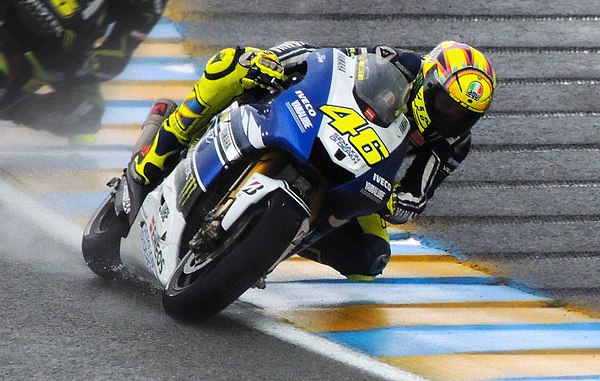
128, 40, 496, 281
0, 0, 167, 144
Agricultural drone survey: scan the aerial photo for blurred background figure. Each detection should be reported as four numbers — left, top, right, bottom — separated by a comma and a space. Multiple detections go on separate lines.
0, 0, 167, 145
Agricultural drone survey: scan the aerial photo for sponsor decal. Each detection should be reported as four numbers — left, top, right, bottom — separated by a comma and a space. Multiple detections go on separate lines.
357, 54, 367, 80
295, 90, 317, 117
220, 124, 234, 152
364, 107, 376, 122
159, 201, 170, 222
178, 174, 198, 208
140, 220, 154, 271
336, 52, 347, 72
466, 80, 483, 101
361, 181, 386, 202
372, 173, 392, 191
329, 133, 361, 164
286, 90, 316, 132
122, 180, 131, 214
203, 125, 216, 144
140, 216, 165, 274
242, 180, 264, 195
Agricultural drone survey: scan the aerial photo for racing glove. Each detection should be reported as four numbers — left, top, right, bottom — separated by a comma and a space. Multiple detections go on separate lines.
241, 50, 285, 91
384, 191, 427, 225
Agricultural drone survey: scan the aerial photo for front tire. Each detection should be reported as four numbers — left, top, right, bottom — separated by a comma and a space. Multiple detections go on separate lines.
162, 190, 305, 320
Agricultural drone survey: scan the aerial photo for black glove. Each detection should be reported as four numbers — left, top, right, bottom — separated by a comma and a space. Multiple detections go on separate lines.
385, 191, 426, 224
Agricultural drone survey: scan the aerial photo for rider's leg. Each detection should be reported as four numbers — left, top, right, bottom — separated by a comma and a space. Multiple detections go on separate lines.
131, 47, 253, 186
299, 213, 391, 281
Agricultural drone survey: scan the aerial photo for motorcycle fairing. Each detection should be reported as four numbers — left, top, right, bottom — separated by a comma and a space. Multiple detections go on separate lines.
190, 47, 411, 220
190, 49, 335, 192
324, 141, 408, 220
220, 172, 310, 231
121, 169, 187, 285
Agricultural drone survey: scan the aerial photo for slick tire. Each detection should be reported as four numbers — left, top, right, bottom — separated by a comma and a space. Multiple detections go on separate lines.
162, 190, 305, 321
82, 194, 129, 278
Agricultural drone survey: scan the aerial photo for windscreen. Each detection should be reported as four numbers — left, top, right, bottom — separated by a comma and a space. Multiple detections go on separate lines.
353, 53, 411, 126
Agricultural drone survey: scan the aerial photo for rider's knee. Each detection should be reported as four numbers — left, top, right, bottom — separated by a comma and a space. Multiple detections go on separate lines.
345, 236, 391, 277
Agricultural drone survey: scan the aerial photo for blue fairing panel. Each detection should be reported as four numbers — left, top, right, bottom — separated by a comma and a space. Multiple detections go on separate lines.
327, 140, 408, 219
259, 49, 333, 162
192, 49, 336, 190
191, 130, 225, 191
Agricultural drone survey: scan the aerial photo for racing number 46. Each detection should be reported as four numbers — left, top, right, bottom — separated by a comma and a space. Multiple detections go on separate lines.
320, 105, 389, 165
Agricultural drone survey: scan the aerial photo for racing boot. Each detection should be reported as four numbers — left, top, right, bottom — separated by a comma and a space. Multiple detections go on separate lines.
113, 99, 180, 223
129, 99, 183, 187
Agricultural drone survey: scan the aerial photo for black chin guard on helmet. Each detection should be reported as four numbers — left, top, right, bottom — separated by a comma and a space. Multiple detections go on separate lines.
421, 70, 482, 138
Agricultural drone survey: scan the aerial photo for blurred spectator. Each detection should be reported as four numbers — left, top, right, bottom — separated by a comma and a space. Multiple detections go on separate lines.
0, 0, 167, 145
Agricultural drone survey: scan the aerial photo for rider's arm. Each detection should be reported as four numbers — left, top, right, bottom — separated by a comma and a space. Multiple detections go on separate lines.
384, 132, 472, 224
268, 42, 422, 83
340, 45, 422, 82
92, 0, 168, 81
268, 41, 321, 74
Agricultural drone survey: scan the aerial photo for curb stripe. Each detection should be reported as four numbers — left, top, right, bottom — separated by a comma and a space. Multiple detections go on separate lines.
320, 323, 600, 356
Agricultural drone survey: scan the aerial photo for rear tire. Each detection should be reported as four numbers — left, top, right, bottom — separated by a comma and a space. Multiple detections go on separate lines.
82, 194, 129, 278
162, 190, 305, 320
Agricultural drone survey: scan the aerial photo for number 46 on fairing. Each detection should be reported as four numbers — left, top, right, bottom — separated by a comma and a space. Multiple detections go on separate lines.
320, 104, 390, 166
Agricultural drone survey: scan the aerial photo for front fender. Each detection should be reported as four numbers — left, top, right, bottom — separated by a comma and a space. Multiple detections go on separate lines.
221, 172, 310, 231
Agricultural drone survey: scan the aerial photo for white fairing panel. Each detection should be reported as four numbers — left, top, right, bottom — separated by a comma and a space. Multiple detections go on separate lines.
120, 172, 187, 286
317, 52, 410, 177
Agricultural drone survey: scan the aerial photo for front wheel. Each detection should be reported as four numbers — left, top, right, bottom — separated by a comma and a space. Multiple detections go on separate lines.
162, 190, 306, 320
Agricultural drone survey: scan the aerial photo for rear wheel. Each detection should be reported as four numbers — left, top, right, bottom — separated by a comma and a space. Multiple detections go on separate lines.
82, 194, 129, 278
162, 190, 305, 320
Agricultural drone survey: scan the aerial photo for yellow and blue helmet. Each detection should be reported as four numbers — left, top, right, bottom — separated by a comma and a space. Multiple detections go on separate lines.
412, 41, 496, 137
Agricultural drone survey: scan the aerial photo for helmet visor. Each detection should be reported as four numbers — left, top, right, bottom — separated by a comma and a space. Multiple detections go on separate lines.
423, 79, 482, 137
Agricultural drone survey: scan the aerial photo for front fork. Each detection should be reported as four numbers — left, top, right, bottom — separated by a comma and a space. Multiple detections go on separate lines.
189, 150, 327, 257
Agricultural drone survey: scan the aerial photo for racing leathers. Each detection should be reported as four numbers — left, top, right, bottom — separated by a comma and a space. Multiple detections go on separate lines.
0, 0, 167, 141
130, 41, 473, 280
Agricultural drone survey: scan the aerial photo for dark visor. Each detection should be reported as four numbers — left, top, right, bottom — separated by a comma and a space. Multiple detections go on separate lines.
422, 76, 482, 137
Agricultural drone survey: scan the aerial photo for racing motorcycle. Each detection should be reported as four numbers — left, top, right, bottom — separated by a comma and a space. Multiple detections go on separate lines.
82, 48, 412, 320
